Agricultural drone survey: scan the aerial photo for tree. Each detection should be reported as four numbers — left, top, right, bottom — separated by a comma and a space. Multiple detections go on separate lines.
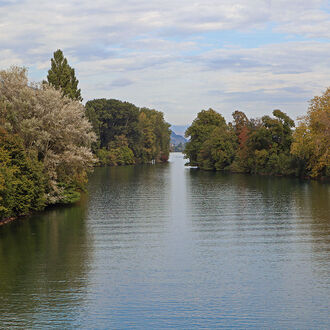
138, 111, 156, 162
232, 110, 249, 133
184, 108, 227, 166
291, 88, 330, 178
85, 99, 140, 150
184, 108, 237, 169
231, 110, 250, 172
246, 110, 295, 175
47, 49, 82, 101
85, 99, 171, 165
197, 126, 237, 170
0, 128, 45, 219
0, 66, 96, 205
139, 108, 171, 162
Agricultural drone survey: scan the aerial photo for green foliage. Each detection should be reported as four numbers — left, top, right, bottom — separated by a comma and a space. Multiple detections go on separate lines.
86, 99, 171, 166
47, 49, 82, 101
197, 127, 237, 170
184, 109, 237, 170
56, 182, 81, 204
85, 98, 140, 150
291, 88, 330, 178
245, 109, 295, 176
96, 135, 135, 166
0, 66, 95, 220
184, 107, 303, 177
185, 99, 328, 179
184, 108, 227, 166
139, 108, 171, 162
0, 128, 45, 219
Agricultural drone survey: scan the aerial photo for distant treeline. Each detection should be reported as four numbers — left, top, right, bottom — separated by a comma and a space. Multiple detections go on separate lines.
0, 50, 170, 221
170, 131, 187, 152
171, 143, 185, 152
86, 99, 170, 166
184, 88, 329, 179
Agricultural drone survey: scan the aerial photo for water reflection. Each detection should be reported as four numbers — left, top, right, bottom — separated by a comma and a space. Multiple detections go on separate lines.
0, 154, 329, 328
293, 181, 330, 279
0, 196, 91, 328
87, 164, 171, 246
185, 167, 330, 327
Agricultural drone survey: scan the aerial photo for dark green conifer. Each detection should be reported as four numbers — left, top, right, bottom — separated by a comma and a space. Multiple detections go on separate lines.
47, 49, 82, 101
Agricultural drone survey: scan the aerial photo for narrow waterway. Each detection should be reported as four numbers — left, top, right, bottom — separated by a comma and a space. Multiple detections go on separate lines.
0, 153, 329, 328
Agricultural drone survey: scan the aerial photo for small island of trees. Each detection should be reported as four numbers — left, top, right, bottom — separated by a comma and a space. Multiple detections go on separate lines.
184, 89, 329, 179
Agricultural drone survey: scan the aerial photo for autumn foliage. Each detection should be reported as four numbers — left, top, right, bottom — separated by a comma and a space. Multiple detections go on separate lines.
184, 89, 329, 179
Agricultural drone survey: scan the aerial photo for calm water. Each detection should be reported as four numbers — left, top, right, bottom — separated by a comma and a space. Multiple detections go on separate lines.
0, 153, 329, 329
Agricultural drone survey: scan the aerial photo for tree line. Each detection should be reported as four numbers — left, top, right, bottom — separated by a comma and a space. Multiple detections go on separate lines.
184, 90, 329, 179
0, 50, 170, 221
85, 99, 170, 166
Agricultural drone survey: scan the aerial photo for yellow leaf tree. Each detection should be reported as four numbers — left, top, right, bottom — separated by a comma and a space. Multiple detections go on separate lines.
291, 88, 330, 178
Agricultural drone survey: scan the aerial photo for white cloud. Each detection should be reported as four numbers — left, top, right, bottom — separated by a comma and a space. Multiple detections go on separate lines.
0, 49, 23, 67
0, 0, 329, 124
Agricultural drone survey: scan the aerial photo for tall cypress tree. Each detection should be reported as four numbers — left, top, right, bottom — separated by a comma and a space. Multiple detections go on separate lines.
47, 49, 82, 101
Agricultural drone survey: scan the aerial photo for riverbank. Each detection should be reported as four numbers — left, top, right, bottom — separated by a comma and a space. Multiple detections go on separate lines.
0, 160, 170, 226
0, 216, 17, 226
186, 165, 330, 182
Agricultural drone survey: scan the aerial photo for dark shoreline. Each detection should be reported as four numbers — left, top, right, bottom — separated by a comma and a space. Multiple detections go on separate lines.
185, 164, 329, 182
0, 216, 17, 226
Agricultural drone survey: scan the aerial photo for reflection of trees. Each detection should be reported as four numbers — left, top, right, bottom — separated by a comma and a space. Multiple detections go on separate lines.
89, 165, 171, 226
186, 169, 299, 225
186, 169, 327, 242
186, 169, 330, 275
86, 164, 172, 269
0, 195, 90, 328
294, 181, 330, 276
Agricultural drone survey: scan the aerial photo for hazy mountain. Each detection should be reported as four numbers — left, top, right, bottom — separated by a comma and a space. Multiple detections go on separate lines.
170, 131, 187, 146
171, 125, 189, 136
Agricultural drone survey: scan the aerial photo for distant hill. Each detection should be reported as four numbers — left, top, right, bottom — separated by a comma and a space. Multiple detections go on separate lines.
170, 131, 187, 146
171, 125, 189, 136
170, 131, 187, 152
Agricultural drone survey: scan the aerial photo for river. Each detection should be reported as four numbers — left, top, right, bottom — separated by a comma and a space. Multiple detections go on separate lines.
0, 153, 329, 328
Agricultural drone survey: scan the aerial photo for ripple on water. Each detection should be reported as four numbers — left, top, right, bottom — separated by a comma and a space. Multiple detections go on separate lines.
0, 153, 329, 328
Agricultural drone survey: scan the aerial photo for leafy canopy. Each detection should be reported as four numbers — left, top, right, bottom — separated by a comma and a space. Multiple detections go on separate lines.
0, 66, 96, 206
86, 99, 171, 165
291, 88, 330, 178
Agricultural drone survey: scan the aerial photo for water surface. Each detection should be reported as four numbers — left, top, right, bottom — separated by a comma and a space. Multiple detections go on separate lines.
0, 153, 329, 328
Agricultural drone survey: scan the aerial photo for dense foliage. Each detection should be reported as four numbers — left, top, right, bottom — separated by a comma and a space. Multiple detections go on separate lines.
184, 109, 237, 170
0, 128, 45, 219
184, 89, 329, 179
291, 88, 330, 178
0, 66, 95, 220
86, 99, 171, 166
47, 49, 82, 101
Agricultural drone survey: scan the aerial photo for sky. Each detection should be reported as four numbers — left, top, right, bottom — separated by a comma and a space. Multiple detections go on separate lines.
0, 0, 329, 125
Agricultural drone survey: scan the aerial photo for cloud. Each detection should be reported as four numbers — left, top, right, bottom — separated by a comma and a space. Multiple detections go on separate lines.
196, 41, 330, 75
0, 0, 329, 124
0, 49, 24, 67
96, 78, 135, 89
